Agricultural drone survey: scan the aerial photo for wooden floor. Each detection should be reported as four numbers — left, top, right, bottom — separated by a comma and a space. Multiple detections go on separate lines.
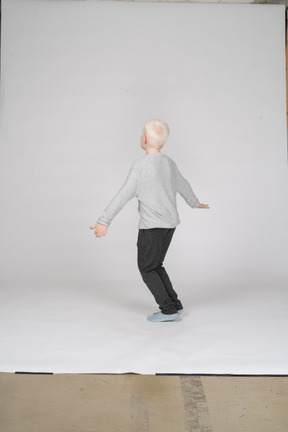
1, 374, 287, 431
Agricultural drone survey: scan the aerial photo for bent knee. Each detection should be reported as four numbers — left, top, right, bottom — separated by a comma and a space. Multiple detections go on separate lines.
138, 261, 162, 275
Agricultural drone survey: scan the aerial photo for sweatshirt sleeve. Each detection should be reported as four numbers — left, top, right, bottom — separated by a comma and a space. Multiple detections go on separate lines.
97, 161, 139, 227
176, 166, 200, 208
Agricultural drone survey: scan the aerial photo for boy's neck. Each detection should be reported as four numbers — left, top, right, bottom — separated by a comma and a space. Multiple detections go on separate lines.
146, 148, 161, 155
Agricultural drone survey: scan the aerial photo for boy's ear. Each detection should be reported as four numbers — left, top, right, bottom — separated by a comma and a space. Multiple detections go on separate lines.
144, 135, 148, 144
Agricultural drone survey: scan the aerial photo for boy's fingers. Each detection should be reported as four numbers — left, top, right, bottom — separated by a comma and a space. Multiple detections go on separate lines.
91, 223, 107, 238
94, 226, 107, 238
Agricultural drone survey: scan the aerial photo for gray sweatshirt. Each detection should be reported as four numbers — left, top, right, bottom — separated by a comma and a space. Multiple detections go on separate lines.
97, 153, 200, 229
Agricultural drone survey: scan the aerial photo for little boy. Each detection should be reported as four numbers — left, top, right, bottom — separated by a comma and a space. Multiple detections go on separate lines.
90, 119, 209, 322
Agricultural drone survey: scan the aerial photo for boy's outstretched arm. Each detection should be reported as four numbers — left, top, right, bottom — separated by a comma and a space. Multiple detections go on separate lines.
176, 166, 209, 210
90, 160, 139, 239
90, 223, 107, 238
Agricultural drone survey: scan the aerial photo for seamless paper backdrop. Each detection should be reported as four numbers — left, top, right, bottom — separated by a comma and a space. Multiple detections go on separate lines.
0, 0, 287, 374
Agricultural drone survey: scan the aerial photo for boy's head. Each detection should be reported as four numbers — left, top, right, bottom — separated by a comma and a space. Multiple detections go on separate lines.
141, 119, 170, 152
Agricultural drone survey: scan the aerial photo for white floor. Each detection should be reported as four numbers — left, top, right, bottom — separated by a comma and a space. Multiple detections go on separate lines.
1, 279, 287, 374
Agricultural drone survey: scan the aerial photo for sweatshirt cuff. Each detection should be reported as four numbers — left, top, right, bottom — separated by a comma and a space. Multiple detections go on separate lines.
191, 199, 200, 208
97, 218, 109, 227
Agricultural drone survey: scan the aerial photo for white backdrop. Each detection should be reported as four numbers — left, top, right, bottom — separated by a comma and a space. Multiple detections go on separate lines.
0, 0, 287, 374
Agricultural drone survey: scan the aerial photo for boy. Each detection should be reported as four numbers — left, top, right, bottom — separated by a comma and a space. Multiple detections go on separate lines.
90, 119, 209, 322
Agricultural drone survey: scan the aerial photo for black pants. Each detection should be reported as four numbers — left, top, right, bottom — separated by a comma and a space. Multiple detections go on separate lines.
137, 228, 183, 314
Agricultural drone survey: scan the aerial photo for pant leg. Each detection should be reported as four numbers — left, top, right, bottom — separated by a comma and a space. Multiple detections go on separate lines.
137, 228, 179, 314
156, 229, 183, 311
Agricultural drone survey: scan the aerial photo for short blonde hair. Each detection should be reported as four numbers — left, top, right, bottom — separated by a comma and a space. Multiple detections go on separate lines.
143, 119, 170, 150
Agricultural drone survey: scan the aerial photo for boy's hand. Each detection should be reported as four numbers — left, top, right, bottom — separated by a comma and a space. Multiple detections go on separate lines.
90, 223, 108, 238
198, 204, 209, 209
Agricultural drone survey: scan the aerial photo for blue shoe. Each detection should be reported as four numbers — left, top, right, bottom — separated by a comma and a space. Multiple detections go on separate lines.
147, 312, 178, 322
177, 309, 184, 315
